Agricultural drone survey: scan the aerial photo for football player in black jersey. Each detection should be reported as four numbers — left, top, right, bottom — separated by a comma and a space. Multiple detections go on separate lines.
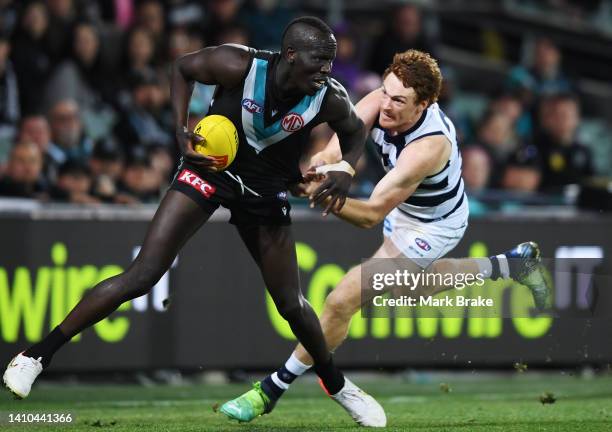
4, 17, 384, 424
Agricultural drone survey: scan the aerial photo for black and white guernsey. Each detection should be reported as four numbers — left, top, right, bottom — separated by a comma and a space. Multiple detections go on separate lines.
371, 103, 466, 222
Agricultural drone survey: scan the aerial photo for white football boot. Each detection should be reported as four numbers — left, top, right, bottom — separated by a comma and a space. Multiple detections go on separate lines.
3, 352, 43, 399
330, 377, 387, 427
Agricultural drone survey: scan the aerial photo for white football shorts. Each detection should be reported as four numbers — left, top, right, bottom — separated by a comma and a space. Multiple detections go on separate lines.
383, 198, 469, 269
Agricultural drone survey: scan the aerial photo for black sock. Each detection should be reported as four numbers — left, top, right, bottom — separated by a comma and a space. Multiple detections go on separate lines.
260, 364, 298, 402
24, 326, 69, 368
313, 356, 345, 395
489, 256, 501, 280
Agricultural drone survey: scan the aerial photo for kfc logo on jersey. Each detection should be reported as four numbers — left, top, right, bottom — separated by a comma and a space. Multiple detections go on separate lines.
281, 113, 304, 132
415, 238, 432, 251
242, 98, 263, 114
177, 169, 216, 198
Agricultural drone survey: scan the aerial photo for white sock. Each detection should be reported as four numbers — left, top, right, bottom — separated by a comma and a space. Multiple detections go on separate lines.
496, 254, 510, 278
475, 258, 493, 278
270, 353, 312, 392
285, 352, 311, 376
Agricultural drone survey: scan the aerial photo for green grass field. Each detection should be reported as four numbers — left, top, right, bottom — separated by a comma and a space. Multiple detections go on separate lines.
2, 374, 611, 431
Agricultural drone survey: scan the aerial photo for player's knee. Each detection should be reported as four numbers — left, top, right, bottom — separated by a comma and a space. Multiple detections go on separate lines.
123, 264, 164, 298
324, 288, 357, 320
276, 295, 308, 322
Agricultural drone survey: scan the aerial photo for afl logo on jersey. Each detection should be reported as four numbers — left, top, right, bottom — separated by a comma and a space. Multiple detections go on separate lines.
281, 113, 304, 132
242, 98, 263, 114
415, 238, 431, 251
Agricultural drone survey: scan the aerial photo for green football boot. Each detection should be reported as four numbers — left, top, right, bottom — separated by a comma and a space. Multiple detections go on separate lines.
219, 381, 274, 423
506, 241, 552, 310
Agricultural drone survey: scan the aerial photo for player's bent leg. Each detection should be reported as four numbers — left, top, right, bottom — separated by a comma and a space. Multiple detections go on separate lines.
295, 237, 407, 365
221, 224, 345, 423
4, 190, 214, 399
59, 190, 212, 336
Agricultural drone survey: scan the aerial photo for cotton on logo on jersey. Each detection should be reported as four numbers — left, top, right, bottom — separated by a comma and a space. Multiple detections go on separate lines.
281, 113, 304, 132
178, 169, 216, 198
242, 98, 263, 114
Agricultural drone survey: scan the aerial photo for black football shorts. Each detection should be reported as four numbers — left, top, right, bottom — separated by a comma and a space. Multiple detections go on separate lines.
169, 161, 292, 226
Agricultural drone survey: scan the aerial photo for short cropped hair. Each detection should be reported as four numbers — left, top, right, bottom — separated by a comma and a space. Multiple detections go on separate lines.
281, 16, 333, 51
383, 50, 442, 106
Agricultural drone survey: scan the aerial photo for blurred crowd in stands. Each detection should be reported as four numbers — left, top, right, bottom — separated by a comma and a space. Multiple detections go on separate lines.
0, 0, 610, 208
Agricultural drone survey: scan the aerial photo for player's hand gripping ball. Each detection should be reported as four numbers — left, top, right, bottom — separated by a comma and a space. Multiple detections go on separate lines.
193, 115, 239, 170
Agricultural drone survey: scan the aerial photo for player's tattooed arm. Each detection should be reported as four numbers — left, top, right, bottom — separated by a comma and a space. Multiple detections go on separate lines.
309, 80, 366, 215
330, 135, 451, 228
171, 44, 251, 169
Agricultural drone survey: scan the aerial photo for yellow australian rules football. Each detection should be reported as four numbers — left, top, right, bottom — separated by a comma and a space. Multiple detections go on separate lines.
193, 115, 239, 170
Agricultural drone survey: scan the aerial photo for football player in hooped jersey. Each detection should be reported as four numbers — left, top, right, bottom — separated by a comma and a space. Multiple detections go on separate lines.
3, 16, 385, 424
222, 50, 550, 426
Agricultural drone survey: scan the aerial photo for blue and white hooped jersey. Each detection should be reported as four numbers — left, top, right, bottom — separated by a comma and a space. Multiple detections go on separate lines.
371, 103, 466, 222
240, 57, 328, 154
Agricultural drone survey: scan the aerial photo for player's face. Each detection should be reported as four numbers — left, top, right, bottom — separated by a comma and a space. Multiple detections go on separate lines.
378, 73, 427, 133
290, 36, 337, 96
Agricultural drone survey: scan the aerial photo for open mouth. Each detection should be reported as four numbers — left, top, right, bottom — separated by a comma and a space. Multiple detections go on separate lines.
312, 77, 327, 88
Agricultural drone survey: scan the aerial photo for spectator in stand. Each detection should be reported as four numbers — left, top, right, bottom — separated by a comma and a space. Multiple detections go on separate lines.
135, 0, 165, 64
461, 145, 492, 193
48, 159, 99, 204
83, 0, 135, 30
167, 26, 192, 62
501, 144, 542, 193
46, 0, 78, 65
216, 24, 250, 46
368, 4, 437, 75
166, 0, 205, 29
47, 99, 94, 165
534, 93, 594, 192
124, 26, 156, 76
89, 138, 124, 202
330, 23, 367, 99
117, 146, 161, 203
204, 0, 244, 46
242, 0, 295, 50
437, 66, 471, 142
0, 32, 19, 156
120, 27, 170, 105
149, 144, 175, 187
10, 1, 54, 115
506, 37, 573, 106
165, 26, 210, 114
469, 111, 518, 188
113, 70, 173, 149
45, 21, 118, 115
488, 92, 532, 140
120, 26, 162, 106
0, 0, 19, 37
18, 114, 61, 181
0, 141, 46, 198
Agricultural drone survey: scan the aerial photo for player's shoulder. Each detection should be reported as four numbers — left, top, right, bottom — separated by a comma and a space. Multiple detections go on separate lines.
209, 44, 254, 68
325, 77, 350, 99
208, 44, 255, 86
322, 78, 351, 111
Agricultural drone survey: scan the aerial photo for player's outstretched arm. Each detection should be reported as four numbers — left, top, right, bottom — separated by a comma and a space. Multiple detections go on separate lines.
331, 135, 450, 228
309, 81, 366, 214
171, 44, 250, 170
